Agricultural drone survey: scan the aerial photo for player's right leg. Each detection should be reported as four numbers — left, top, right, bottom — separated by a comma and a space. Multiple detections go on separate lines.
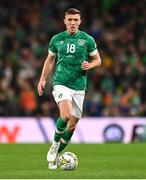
57, 91, 84, 153
47, 100, 73, 169
58, 116, 79, 153
47, 116, 67, 170
47, 117, 66, 163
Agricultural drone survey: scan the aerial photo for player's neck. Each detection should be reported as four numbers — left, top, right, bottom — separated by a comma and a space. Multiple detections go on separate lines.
67, 30, 79, 35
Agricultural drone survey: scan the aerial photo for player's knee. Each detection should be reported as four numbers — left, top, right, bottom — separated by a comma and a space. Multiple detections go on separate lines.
67, 123, 76, 132
61, 112, 72, 122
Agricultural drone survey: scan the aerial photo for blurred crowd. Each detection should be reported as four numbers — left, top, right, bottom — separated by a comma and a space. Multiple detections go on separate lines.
0, 0, 146, 118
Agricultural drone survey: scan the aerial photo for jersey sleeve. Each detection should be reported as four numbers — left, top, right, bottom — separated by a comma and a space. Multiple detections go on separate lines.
48, 36, 57, 56
87, 36, 98, 56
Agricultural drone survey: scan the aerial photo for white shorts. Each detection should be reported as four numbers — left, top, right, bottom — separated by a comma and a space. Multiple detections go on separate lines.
52, 85, 85, 118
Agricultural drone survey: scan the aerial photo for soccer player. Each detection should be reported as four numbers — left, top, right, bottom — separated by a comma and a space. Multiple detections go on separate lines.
37, 8, 101, 169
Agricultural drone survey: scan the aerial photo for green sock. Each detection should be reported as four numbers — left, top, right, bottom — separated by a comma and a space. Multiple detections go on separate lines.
54, 117, 67, 142
58, 130, 74, 153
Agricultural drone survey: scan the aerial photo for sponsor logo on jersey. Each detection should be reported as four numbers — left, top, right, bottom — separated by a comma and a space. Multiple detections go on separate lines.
78, 39, 85, 46
60, 41, 64, 44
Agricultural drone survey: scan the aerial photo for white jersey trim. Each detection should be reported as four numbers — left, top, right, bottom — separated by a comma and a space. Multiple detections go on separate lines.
89, 49, 98, 56
48, 50, 56, 56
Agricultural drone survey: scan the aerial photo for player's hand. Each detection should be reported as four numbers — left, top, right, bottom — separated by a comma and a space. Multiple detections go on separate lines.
37, 79, 46, 96
81, 60, 90, 70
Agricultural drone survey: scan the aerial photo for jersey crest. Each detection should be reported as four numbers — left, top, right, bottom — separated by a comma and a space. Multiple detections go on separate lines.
78, 39, 85, 46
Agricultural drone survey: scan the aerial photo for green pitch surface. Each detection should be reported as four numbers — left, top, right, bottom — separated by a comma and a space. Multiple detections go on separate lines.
0, 143, 146, 179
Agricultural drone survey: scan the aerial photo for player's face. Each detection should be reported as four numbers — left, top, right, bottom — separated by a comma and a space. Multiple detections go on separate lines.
64, 14, 81, 34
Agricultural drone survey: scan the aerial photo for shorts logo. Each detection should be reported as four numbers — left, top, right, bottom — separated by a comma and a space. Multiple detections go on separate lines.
58, 93, 63, 98
78, 39, 85, 46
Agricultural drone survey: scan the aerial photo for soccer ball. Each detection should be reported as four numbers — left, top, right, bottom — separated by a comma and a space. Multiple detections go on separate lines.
58, 152, 78, 171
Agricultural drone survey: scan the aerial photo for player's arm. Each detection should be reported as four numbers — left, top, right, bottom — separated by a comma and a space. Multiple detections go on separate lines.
81, 51, 101, 70
37, 54, 55, 96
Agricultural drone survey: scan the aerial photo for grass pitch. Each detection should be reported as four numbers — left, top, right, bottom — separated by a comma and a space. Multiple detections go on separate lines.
0, 143, 146, 179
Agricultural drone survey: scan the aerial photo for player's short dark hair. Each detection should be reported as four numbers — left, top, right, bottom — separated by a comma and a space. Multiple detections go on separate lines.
65, 8, 81, 16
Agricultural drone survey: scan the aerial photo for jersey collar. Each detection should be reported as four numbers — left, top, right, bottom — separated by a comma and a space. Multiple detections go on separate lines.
65, 30, 80, 37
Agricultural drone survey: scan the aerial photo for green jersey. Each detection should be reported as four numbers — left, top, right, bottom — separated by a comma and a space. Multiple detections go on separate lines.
48, 30, 97, 90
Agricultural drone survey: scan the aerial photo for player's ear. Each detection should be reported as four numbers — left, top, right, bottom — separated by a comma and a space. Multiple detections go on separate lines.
78, 19, 82, 26
64, 19, 66, 25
